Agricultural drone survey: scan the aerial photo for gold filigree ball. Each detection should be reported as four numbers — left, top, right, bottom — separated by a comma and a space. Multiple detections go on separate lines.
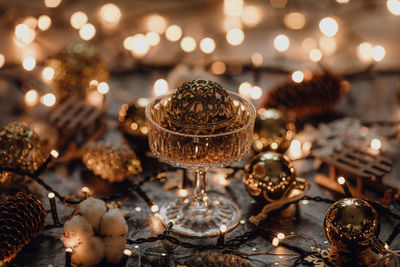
0, 122, 49, 188
243, 151, 296, 202
166, 79, 234, 134
324, 198, 380, 252
253, 108, 295, 153
118, 98, 150, 139
47, 42, 109, 100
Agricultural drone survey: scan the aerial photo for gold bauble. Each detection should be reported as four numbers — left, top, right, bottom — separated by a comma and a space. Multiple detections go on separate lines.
47, 42, 109, 100
252, 108, 295, 153
118, 98, 150, 139
324, 198, 380, 252
166, 79, 235, 134
0, 122, 49, 188
243, 151, 296, 202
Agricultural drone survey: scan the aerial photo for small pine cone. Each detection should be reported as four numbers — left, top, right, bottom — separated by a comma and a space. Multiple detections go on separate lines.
0, 192, 46, 263
263, 72, 348, 120
186, 251, 253, 267
82, 142, 142, 183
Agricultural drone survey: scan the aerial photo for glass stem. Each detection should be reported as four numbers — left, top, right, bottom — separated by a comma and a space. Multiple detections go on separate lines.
193, 169, 208, 208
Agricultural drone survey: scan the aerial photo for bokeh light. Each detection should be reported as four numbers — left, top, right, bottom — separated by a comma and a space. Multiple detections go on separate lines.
23, 56, 36, 71
42, 67, 55, 81
319, 17, 339, 37
291, 71, 304, 83
41, 93, 56, 107
283, 12, 306, 30
146, 14, 167, 34
153, 79, 169, 96
70, 11, 88, 29
241, 5, 262, 27
309, 48, 322, 62
44, 0, 62, 8
387, 0, 400, 15
180, 36, 196, 53
357, 42, 373, 63
200, 37, 216, 54
79, 23, 96, 40
226, 28, 244, 46
273, 34, 289, 52
100, 3, 121, 24
211, 61, 226, 75
146, 32, 160, 46
24, 89, 39, 107
372, 45, 385, 62
165, 24, 182, 42
38, 15, 52, 31
251, 52, 263, 66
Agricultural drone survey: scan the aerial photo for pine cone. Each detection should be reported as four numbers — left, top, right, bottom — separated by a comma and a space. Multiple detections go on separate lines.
82, 142, 142, 183
186, 251, 252, 267
263, 72, 348, 120
0, 192, 46, 263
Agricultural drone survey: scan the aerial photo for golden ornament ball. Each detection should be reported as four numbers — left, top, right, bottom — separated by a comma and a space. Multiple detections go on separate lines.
166, 79, 235, 134
252, 108, 295, 153
118, 98, 150, 139
243, 151, 297, 202
0, 122, 49, 188
324, 198, 380, 252
47, 42, 109, 100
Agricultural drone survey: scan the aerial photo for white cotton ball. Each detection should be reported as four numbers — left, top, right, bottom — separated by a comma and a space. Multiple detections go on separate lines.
104, 236, 126, 264
71, 236, 105, 267
61, 215, 94, 249
78, 197, 107, 231
99, 208, 128, 237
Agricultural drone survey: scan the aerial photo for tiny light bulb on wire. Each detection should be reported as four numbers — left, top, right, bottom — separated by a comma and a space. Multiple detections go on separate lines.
273, 34, 289, 52
50, 149, 59, 158
370, 138, 382, 151
70, 11, 88, 30
319, 17, 339, 37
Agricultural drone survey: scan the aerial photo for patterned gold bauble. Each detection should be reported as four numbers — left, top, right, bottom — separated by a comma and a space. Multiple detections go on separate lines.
252, 108, 295, 153
0, 192, 46, 263
324, 198, 380, 252
118, 98, 150, 139
0, 122, 49, 188
186, 251, 253, 267
166, 79, 235, 134
47, 42, 109, 100
243, 151, 296, 202
82, 142, 142, 183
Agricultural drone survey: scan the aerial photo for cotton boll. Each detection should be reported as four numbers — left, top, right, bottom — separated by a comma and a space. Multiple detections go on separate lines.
78, 197, 107, 231
99, 208, 128, 237
71, 236, 105, 267
61, 215, 94, 249
104, 236, 126, 264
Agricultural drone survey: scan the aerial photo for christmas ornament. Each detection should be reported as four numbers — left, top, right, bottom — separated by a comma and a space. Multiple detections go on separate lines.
263, 72, 348, 120
252, 108, 295, 153
0, 192, 46, 263
118, 98, 150, 139
82, 141, 142, 183
0, 122, 49, 188
165, 79, 235, 134
186, 251, 252, 267
324, 198, 380, 252
243, 151, 310, 225
46, 42, 109, 100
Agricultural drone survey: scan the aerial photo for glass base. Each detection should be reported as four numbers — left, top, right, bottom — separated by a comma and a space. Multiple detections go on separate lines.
159, 194, 241, 237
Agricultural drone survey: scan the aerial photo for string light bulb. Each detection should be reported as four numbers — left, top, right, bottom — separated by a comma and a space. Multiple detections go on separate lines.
180, 36, 196, 52
239, 82, 252, 97
153, 79, 168, 96
100, 3, 121, 24
226, 28, 244, 46
357, 42, 373, 63
41, 93, 56, 107
272, 237, 280, 247
15, 24, 36, 45
38, 15, 52, 31
200, 37, 216, 54
387, 0, 400, 15
277, 233, 285, 240
337, 176, 346, 185
165, 24, 182, 42
241, 5, 262, 27
273, 34, 289, 52
319, 17, 339, 37
372, 45, 385, 62
151, 203, 160, 213
79, 23, 96, 40
129, 34, 150, 56
24, 89, 39, 107
50, 149, 59, 158
370, 138, 382, 151
291, 71, 304, 83
146, 14, 167, 34
97, 82, 110, 94
250, 85, 262, 100
70, 11, 88, 30
22, 56, 36, 71
42, 67, 55, 81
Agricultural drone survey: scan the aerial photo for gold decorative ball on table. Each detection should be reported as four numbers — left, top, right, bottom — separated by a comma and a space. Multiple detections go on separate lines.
252, 108, 295, 153
324, 198, 381, 253
46, 42, 109, 100
0, 122, 49, 188
243, 151, 297, 203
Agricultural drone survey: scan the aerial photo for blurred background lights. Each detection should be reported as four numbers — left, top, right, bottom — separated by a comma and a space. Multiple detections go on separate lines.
372, 45, 385, 61
251, 52, 263, 66
97, 82, 110, 94
79, 23, 96, 40
211, 61, 226, 75
226, 28, 244, 46
70, 11, 88, 29
241, 5, 262, 27
292, 70, 304, 83
302, 37, 317, 52
224, 0, 244, 16
146, 14, 167, 34
180, 36, 196, 52
357, 42, 373, 63
336, 0, 349, 3
23, 17, 38, 29
24, 89, 39, 107
15, 24, 36, 44
42, 67, 55, 81
319, 36, 336, 56
224, 16, 242, 32
100, 3, 121, 24
250, 85, 262, 99
387, 0, 400, 15
41, 93, 56, 107
283, 12, 306, 30
130, 34, 150, 56
270, 0, 287, 8
153, 79, 168, 96
38, 15, 52, 31
239, 82, 252, 96
44, 0, 62, 8
309, 48, 322, 62
319, 17, 339, 37
273, 34, 289, 52
0, 54, 4, 68
23, 56, 36, 71
165, 24, 182, 42
200, 37, 216, 54
146, 32, 160, 46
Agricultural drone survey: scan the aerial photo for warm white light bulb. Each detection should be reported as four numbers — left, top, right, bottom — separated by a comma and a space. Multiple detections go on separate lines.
42, 67, 55, 81
309, 48, 322, 62
41, 93, 56, 107
238, 82, 252, 96
372, 45, 385, 62
180, 36, 196, 52
100, 3, 121, 24
200, 37, 216, 54
79, 23, 96, 40
97, 82, 110, 94
273, 34, 289, 52
226, 28, 244, 46
24, 89, 39, 107
165, 24, 182, 42
70, 11, 88, 30
153, 79, 168, 96
146, 14, 167, 34
38, 15, 52, 31
319, 17, 339, 37
23, 56, 36, 71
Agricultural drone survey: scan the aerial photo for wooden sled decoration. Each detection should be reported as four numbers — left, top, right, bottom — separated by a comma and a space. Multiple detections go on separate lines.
49, 96, 106, 150
314, 144, 397, 205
